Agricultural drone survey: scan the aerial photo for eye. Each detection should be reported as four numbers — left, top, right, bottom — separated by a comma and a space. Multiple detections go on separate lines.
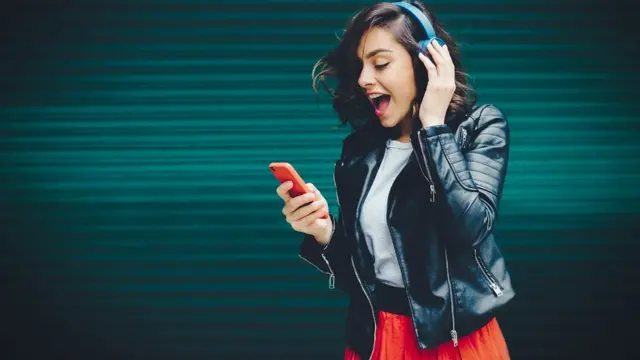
375, 62, 389, 70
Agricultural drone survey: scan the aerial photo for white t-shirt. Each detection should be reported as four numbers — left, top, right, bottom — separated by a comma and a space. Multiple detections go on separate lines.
358, 138, 413, 288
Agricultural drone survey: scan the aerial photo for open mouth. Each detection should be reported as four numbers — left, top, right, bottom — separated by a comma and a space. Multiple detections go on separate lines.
370, 94, 391, 116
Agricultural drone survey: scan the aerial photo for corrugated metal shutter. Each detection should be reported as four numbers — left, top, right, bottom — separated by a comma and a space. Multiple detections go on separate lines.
1, 0, 636, 359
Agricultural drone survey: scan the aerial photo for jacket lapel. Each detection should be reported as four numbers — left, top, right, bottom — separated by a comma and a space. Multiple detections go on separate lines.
342, 142, 386, 288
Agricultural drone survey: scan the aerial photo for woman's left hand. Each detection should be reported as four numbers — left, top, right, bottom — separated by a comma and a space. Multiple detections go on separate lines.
417, 40, 456, 127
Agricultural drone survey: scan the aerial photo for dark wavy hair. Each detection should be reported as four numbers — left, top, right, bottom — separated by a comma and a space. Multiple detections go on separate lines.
312, 0, 476, 134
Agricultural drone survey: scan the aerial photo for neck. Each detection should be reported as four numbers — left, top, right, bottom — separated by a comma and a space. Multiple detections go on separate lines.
393, 114, 414, 143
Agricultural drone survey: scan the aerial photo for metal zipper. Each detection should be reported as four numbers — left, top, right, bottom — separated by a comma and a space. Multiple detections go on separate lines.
314, 163, 346, 290
298, 167, 340, 290
351, 256, 377, 360
414, 129, 459, 347
298, 254, 330, 276
443, 248, 459, 347
415, 131, 436, 202
386, 195, 423, 348
335, 160, 376, 360
297, 164, 341, 290
474, 249, 503, 297
321, 253, 335, 290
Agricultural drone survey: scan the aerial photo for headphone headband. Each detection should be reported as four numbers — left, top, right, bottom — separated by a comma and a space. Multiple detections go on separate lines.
392, 1, 445, 51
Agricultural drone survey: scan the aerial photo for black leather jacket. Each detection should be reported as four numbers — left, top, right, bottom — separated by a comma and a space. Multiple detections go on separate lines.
299, 104, 515, 359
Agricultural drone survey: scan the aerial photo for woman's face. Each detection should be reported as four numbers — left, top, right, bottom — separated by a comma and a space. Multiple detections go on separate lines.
356, 26, 417, 129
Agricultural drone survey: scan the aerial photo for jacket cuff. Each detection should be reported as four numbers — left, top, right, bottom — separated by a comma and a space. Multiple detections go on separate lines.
418, 124, 452, 138
298, 215, 335, 275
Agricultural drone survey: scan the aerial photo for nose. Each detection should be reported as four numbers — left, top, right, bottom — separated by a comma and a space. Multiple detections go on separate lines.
357, 64, 375, 90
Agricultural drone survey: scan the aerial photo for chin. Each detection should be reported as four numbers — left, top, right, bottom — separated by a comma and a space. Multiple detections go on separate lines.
379, 116, 401, 128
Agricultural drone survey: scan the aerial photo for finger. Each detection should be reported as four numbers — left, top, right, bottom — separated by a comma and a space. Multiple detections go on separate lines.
283, 192, 316, 216
306, 183, 323, 201
418, 52, 438, 78
439, 42, 453, 62
298, 203, 330, 228
307, 207, 329, 226
426, 42, 445, 68
429, 40, 448, 59
276, 181, 293, 201
306, 182, 317, 195
289, 199, 325, 222
437, 46, 455, 79
306, 183, 329, 219
432, 41, 455, 76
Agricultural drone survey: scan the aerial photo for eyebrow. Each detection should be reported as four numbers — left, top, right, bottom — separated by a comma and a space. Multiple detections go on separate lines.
364, 48, 393, 59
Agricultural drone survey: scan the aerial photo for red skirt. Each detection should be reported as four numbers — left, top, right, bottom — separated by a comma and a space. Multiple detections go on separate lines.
344, 311, 510, 360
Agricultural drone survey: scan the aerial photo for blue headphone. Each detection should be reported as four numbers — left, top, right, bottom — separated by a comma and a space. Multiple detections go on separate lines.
392, 1, 445, 53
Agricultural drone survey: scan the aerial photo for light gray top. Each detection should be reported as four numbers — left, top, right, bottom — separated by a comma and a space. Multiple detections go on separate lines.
359, 138, 414, 288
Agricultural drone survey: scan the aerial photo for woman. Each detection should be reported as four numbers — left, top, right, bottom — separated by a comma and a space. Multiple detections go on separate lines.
275, 1, 515, 359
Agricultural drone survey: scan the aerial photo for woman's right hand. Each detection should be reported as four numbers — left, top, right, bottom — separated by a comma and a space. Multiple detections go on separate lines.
276, 181, 333, 246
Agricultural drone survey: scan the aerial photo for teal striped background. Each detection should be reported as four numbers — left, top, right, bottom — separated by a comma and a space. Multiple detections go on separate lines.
1, 0, 637, 359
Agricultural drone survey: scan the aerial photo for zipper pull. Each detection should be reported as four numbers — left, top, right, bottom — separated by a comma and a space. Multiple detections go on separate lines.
460, 128, 468, 150
429, 184, 436, 203
328, 274, 335, 290
451, 329, 458, 347
490, 282, 503, 297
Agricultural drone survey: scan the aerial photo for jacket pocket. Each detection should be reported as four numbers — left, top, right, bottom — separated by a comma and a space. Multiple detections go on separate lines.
473, 249, 504, 297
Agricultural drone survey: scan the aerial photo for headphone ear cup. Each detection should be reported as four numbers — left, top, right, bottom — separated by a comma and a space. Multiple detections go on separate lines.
417, 38, 446, 55
432, 37, 446, 47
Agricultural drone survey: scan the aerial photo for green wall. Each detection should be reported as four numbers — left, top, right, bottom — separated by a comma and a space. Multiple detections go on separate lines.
1, 0, 637, 359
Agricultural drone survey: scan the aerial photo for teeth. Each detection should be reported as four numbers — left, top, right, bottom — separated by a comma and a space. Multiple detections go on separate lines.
369, 94, 386, 100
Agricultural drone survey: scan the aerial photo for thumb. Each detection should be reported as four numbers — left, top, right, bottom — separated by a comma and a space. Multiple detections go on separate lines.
307, 183, 320, 199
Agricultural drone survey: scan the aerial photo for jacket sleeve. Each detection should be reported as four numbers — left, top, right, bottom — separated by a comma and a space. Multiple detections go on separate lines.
410, 104, 509, 248
298, 136, 358, 293
298, 211, 356, 293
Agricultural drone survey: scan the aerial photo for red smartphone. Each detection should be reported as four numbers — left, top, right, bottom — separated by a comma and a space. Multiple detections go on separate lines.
269, 162, 328, 219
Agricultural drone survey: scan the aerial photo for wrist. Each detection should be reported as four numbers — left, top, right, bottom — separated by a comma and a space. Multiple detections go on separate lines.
420, 114, 444, 128
313, 220, 334, 246
420, 115, 445, 128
